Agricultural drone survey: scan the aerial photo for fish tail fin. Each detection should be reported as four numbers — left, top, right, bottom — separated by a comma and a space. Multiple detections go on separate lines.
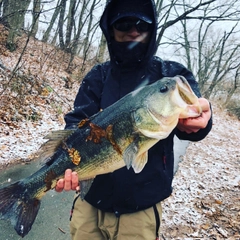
0, 181, 41, 237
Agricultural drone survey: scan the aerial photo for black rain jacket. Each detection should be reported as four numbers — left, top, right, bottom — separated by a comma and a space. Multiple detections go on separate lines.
64, 0, 212, 216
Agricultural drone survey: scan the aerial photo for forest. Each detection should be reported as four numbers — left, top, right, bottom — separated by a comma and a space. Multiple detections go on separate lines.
0, 1, 239, 239
0, 0, 240, 119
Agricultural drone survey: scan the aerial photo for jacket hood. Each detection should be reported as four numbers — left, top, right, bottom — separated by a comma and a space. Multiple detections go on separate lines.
100, 0, 157, 66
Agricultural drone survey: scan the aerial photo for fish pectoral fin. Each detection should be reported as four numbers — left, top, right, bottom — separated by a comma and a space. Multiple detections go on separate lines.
79, 179, 94, 200
123, 139, 148, 173
132, 152, 148, 173
123, 141, 139, 169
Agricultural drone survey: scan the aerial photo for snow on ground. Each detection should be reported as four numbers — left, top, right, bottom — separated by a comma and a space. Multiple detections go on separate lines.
160, 106, 240, 239
0, 111, 64, 164
0, 26, 239, 239
0, 25, 81, 165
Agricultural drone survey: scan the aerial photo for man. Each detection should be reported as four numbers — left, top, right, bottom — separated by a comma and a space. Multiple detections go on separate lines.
56, 0, 212, 239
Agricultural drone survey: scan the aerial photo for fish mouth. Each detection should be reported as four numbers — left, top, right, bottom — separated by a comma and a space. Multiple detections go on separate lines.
175, 76, 202, 118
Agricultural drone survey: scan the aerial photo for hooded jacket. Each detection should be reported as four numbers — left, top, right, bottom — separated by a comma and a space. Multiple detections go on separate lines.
64, 0, 212, 216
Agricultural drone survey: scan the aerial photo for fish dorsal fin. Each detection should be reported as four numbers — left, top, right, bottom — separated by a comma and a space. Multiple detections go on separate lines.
43, 130, 74, 140
131, 152, 148, 173
36, 130, 74, 164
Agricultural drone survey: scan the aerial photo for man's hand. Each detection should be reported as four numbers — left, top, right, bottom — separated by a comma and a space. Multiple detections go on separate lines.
177, 98, 211, 134
55, 169, 80, 192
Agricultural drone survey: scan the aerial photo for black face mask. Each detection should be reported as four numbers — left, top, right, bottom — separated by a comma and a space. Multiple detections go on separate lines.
111, 40, 148, 67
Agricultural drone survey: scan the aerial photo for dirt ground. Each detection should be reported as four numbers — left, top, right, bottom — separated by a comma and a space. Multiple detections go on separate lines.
160, 106, 240, 239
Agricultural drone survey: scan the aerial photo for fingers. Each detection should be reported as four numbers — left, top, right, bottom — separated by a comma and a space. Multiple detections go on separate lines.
55, 178, 65, 192
55, 169, 79, 192
198, 98, 210, 112
178, 117, 204, 133
71, 171, 79, 191
177, 98, 211, 133
64, 169, 73, 191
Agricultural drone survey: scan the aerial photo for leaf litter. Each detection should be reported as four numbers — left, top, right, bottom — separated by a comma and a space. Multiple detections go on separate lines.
160, 106, 240, 239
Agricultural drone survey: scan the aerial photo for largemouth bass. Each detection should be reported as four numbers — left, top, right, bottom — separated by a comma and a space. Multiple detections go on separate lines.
0, 76, 202, 237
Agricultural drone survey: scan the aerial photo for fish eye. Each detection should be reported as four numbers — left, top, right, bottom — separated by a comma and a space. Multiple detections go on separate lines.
160, 85, 169, 93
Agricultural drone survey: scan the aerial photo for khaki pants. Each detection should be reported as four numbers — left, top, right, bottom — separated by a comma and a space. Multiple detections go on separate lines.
70, 195, 162, 240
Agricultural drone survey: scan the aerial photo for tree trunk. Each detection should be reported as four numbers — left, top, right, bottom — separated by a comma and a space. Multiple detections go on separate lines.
3, 0, 31, 51
65, 0, 77, 49
31, 0, 41, 38
71, 0, 87, 55
58, 0, 67, 50
82, 0, 97, 55
42, 0, 61, 43
97, 32, 107, 62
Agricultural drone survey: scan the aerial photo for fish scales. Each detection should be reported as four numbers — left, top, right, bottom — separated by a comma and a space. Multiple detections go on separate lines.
0, 76, 202, 237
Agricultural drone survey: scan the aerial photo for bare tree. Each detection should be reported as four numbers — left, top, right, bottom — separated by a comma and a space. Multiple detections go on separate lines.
42, 0, 62, 43
66, 0, 96, 72
31, 0, 41, 37
198, 26, 240, 99
97, 32, 107, 62
155, 0, 240, 101
65, 0, 77, 49
155, 0, 217, 48
223, 66, 240, 107
2, 0, 31, 51
58, 0, 67, 50
1, 0, 239, 93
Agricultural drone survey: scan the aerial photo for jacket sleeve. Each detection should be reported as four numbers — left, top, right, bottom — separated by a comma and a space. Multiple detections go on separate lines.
164, 60, 213, 141
64, 64, 104, 129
